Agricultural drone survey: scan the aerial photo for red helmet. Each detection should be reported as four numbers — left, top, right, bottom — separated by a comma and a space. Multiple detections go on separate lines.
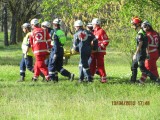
131, 17, 142, 25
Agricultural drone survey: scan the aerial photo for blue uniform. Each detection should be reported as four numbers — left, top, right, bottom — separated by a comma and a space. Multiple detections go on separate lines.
48, 28, 72, 81
73, 28, 98, 82
45, 28, 54, 67
20, 54, 33, 77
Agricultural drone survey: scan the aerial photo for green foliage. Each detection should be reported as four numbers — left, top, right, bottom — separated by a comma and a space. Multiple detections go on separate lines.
40, 0, 160, 60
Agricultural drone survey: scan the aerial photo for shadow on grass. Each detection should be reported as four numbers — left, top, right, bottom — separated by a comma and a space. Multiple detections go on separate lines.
0, 56, 20, 65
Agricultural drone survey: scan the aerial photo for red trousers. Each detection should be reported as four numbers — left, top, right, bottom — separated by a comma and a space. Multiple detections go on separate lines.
140, 51, 159, 81
90, 52, 106, 79
34, 55, 49, 78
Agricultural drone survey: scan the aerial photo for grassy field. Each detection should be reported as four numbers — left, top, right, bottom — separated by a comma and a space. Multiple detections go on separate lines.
0, 33, 160, 120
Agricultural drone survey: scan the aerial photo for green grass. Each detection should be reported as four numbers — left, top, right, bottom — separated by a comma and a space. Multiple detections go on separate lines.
0, 32, 160, 120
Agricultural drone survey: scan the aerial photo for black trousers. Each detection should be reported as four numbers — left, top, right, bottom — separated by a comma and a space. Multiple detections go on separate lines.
130, 54, 157, 82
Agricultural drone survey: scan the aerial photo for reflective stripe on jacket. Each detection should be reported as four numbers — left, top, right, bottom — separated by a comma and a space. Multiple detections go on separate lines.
29, 27, 52, 55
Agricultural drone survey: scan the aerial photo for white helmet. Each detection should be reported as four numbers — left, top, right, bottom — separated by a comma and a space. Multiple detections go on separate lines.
53, 18, 62, 25
30, 18, 39, 25
141, 20, 152, 28
22, 23, 31, 28
41, 21, 51, 28
74, 20, 83, 26
92, 18, 101, 25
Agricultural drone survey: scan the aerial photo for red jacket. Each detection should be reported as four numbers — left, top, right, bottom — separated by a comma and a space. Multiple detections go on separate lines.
146, 30, 160, 54
93, 26, 109, 55
30, 27, 52, 55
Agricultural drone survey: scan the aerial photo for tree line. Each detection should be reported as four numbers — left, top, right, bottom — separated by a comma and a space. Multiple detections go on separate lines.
1, 0, 160, 56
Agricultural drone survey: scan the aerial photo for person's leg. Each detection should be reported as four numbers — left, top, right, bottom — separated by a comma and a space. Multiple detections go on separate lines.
25, 55, 34, 72
81, 53, 92, 82
18, 54, 26, 82
48, 52, 56, 81
90, 53, 97, 76
130, 59, 138, 83
139, 59, 157, 82
57, 55, 74, 81
97, 54, 107, 83
38, 55, 49, 81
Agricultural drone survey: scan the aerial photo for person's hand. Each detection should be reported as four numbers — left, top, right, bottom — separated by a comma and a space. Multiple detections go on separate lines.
146, 54, 150, 60
71, 48, 78, 55
133, 54, 137, 61
53, 54, 57, 59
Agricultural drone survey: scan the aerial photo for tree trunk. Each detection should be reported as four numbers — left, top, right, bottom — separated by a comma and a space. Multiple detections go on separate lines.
1, 6, 4, 32
10, 14, 17, 44
3, 3, 9, 46
17, 22, 23, 42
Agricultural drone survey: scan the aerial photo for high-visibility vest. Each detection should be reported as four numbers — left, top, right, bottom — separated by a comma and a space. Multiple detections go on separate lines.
55, 30, 66, 45
21, 32, 33, 56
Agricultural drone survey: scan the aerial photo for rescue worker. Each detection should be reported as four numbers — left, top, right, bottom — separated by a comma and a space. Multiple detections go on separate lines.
139, 20, 160, 83
90, 18, 109, 83
87, 22, 99, 75
18, 23, 34, 82
130, 17, 160, 84
72, 20, 98, 83
41, 21, 54, 66
48, 18, 74, 82
29, 18, 52, 81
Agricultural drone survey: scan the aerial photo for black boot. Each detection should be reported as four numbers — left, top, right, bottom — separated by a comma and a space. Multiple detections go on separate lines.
17, 76, 25, 82
130, 76, 137, 83
32, 77, 38, 82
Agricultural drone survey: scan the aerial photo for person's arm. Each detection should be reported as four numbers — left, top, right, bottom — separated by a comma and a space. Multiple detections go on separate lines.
133, 34, 143, 60
135, 41, 143, 55
91, 33, 98, 52
53, 34, 60, 59
71, 34, 79, 54
99, 30, 109, 48
29, 33, 34, 51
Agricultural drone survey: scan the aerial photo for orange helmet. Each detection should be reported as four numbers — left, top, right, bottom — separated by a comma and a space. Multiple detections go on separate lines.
131, 17, 142, 25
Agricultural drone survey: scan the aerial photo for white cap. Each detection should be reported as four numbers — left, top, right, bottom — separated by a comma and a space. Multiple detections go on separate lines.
53, 18, 62, 25
74, 20, 83, 26
41, 21, 51, 28
92, 18, 101, 25
30, 18, 39, 25
22, 23, 31, 28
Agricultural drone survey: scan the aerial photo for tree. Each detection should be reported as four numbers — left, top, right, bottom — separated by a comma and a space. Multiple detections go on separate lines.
0, 0, 41, 45
3, 2, 9, 46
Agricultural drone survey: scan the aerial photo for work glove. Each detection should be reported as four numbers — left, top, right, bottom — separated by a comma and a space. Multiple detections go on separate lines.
133, 54, 137, 61
53, 54, 57, 59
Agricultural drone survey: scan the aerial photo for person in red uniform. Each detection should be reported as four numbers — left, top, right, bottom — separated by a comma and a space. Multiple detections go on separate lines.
90, 18, 109, 83
139, 20, 160, 83
29, 18, 52, 81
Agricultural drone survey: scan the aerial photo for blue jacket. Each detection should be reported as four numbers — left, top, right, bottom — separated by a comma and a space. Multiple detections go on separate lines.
73, 28, 98, 54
